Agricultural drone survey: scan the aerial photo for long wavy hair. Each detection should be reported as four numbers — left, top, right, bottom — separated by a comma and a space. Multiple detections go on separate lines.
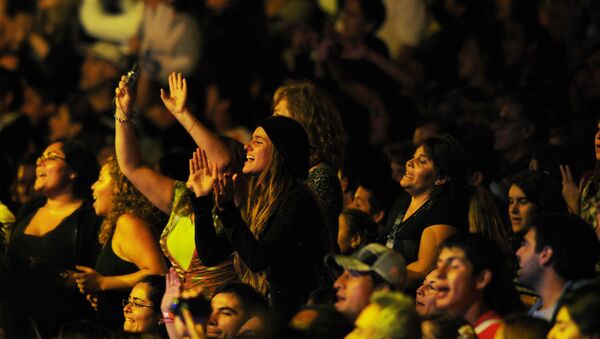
273, 80, 345, 169
234, 146, 295, 295
98, 157, 165, 245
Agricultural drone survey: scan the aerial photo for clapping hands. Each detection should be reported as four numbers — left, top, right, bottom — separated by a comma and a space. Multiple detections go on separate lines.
186, 147, 237, 206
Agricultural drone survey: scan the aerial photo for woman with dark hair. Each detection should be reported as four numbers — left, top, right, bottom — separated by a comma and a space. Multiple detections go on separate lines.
273, 80, 344, 247
547, 282, 600, 339
507, 170, 566, 234
6, 139, 102, 337
188, 116, 328, 321
385, 135, 470, 286
122, 275, 167, 337
337, 208, 378, 255
73, 157, 167, 331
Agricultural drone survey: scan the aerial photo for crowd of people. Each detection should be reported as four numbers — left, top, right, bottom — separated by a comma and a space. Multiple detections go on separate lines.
1, 0, 600, 338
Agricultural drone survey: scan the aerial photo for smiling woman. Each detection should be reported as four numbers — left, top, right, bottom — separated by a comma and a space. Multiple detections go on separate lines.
122, 275, 167, 336
6, 139, 102, 338
74, 157, 167, 332
385, 135, 470, 287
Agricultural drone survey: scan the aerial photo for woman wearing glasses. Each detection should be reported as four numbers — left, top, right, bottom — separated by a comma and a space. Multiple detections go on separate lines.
6, 139, 101, 338
122, 275, 167, 337
73, 157, 167, 332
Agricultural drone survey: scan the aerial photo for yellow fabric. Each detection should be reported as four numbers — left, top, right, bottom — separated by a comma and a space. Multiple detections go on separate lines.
160, 181, 238, 295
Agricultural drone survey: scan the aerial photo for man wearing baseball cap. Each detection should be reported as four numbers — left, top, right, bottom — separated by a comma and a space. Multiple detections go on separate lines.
325, 243, 407, 321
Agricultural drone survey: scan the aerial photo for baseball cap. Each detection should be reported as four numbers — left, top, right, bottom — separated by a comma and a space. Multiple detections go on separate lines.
325, 243, 407, 290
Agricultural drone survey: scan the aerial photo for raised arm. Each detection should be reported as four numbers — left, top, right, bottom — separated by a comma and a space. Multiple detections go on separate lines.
114, 75, 175, 214
160, 72, 232, 171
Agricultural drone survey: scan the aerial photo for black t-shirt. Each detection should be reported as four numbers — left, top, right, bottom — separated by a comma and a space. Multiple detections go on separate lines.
385, 188, 469, 263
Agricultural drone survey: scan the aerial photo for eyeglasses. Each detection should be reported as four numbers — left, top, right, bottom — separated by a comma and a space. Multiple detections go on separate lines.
122, 298, 154, 309
36, 153, 67, 165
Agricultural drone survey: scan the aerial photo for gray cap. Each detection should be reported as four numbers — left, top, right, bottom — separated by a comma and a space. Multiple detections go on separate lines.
325, 243, 407, 290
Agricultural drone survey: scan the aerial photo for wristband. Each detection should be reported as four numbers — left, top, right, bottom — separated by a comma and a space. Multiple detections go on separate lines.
162, 311, 175, 323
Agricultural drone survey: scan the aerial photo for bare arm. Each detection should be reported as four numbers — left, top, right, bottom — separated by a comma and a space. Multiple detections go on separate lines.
160, 72, 232, 171
407, 224, 457, 285
74, 214, 167, 292
114, 75, 175, 213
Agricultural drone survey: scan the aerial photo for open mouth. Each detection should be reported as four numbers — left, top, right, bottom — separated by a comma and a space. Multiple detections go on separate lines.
246, 155, 255, 161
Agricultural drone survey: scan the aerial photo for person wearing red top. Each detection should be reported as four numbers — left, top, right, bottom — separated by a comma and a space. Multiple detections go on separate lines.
434, 233, 522, 338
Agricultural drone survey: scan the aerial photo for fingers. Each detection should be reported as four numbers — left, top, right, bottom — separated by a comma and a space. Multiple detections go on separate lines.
75, 265, 91, 272
168, 72, 175, 95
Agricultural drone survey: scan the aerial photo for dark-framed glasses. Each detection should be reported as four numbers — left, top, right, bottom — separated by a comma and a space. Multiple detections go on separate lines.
36, 153, 67, 165
122, 298, 154, 309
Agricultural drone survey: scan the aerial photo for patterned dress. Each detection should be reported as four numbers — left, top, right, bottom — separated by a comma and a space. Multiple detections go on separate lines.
159, 181, 237, 296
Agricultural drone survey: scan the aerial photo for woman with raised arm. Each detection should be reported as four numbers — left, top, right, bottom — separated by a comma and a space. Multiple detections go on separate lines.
73, 157, 167, 331
188, 116, 328, 322
113, 72, 240, 298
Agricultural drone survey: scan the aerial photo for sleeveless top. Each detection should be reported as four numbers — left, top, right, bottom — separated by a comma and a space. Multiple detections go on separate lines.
160, 181, 237, 295
7, 199, 101, 337
386, 189, 468, 263
95, 230, 138, 331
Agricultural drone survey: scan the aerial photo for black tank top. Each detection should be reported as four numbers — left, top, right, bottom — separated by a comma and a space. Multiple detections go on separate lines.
94, 230, 138, 331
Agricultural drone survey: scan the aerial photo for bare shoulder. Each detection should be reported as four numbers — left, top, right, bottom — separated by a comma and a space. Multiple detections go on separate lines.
115, 213, 155, 239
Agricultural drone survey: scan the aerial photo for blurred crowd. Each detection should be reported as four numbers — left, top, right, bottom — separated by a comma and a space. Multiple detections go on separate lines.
1, 0, 600, 338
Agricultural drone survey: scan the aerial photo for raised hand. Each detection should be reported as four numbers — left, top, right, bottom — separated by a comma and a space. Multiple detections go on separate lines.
187, 148, 218, 198
115, 75, 134, 116
73, 265, 105, 294
161, 267, 182, 315
160, 72, 187, 115
215, 172, 238, 208
560, 164, 581, 214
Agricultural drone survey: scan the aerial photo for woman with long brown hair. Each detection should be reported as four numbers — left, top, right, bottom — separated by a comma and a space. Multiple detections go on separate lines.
188, 116, 328, 322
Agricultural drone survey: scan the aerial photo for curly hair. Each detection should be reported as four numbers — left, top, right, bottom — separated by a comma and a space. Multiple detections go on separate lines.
273, 80, 345, 169
97, 157, 165, 245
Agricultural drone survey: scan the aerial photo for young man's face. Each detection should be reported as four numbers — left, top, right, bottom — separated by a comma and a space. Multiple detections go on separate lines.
206, 293, 247, 339
515, 228, 544, 289
434, 247, 481, 315
333, 270, 376, 321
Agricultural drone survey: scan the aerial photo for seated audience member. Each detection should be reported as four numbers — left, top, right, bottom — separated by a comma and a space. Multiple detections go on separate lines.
339, 146, 391, 208
326, 243, 407, 321
206, 283, 269, 339
351, 175, 400, 239
515, 213, 600, 322
547, 282, 600, 339
345, 291, 421, 339
494, 314, 550, 339
289, 305, 353, 339
385, 135, 470, 286
122, 275, 167, 337
507, 171, 566, 235
435, 233, 522, 339
415, 269, 440, 316
420, 313, 476, 339
338, 208, 378, 255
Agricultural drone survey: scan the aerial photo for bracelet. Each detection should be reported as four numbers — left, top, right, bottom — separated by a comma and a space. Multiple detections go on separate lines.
162, 311, 175, 323
114, 113, 135, 124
